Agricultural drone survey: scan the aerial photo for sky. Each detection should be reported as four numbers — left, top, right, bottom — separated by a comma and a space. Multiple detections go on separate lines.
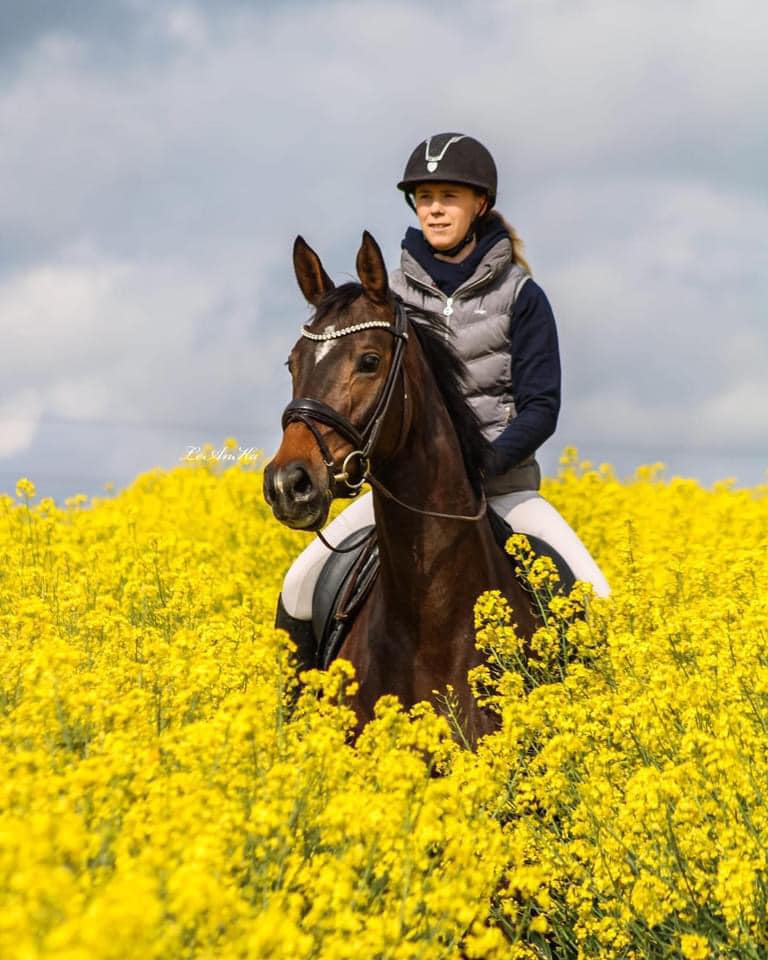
1, 0, 766, 503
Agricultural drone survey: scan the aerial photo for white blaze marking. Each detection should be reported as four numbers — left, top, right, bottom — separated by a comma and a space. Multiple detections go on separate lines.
314, 325, 337, 364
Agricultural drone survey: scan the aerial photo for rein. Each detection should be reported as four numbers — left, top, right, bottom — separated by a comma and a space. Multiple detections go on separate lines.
281, 301, 486, 553
367, 475, 487, 522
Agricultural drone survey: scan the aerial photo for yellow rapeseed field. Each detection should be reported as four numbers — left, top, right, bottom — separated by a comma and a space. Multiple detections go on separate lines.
1, 445, 767, 959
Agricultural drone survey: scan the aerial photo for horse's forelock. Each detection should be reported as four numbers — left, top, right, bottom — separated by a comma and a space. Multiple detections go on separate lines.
309, 282, 367, 329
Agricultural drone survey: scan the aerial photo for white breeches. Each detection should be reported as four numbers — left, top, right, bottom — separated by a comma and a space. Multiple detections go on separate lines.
281, 489, 611, 620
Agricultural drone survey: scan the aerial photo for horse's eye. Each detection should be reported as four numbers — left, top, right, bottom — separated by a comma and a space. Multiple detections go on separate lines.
357, 353, 381, 374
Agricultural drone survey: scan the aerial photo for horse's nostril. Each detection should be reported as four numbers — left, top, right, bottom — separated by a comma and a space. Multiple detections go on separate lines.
286, 463, 316, 502
293, 469, 311, 497
267, 461, 319, 510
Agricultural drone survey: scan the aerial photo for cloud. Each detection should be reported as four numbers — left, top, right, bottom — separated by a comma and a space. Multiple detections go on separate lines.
696, 379, 768, 449
539, 176, 768, 456
0, 240, 292, 500
0, 1, 138, 62
0, 0, 766, 496
0, 388, 43, 457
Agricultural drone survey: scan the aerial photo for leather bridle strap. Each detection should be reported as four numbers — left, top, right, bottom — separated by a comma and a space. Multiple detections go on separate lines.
282, 398, 365, 457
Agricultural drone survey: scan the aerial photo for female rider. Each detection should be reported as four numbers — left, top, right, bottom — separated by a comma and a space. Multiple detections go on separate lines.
276, 132, 610, 650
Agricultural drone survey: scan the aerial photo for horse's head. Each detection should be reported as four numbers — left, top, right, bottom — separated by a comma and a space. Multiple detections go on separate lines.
264, 232, 408, 530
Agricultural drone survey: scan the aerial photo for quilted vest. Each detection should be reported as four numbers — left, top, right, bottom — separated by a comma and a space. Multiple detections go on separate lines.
389, 234, 541, 494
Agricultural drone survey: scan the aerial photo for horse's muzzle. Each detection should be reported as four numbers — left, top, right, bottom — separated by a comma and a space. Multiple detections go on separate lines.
263, 458, 329, 530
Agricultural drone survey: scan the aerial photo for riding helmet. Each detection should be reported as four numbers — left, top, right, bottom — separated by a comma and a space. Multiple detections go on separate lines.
397, 132, 498, 210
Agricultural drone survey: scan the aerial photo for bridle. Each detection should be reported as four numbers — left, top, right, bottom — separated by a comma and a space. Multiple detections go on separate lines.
282, 301, 410, 494
281, 299, 486, 551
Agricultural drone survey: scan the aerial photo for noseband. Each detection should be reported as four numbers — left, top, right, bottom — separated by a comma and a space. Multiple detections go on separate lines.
282, 301, 410, 496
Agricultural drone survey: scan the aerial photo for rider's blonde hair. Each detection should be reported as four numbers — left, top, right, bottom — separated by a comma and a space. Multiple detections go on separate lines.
494, 211, 532, 275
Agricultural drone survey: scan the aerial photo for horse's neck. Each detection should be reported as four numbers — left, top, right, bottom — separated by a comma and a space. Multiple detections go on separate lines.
370, 381, 499, 620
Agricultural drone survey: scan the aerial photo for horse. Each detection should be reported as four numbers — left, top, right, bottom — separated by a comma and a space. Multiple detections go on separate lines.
263, 231, 539, 744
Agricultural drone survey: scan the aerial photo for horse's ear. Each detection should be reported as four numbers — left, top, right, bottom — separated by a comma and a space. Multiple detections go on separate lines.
293, 236, 334, 307
356, 230, 389, 305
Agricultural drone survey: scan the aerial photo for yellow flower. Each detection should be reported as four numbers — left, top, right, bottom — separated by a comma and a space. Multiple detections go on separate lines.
15, 476, 36, 498
680, 933, 710, 960
0, 450, 766, 958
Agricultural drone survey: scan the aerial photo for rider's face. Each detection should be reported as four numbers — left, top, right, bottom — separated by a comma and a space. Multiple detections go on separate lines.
413, 182, 487, 252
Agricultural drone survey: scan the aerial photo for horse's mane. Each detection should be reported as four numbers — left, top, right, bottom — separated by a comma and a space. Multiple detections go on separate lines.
312, 283, 491, 495
401, 301, 491, 495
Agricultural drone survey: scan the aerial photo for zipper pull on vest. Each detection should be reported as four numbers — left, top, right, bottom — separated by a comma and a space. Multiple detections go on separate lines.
442, 297, 454, 318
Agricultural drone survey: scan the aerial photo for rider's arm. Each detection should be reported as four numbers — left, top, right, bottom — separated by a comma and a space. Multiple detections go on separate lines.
489, 280, 561, 473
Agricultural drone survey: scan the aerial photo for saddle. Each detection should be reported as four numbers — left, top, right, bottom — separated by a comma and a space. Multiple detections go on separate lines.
311, 515, 576, 670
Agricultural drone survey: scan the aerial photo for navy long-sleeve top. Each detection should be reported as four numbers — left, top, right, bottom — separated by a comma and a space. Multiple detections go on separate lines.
401, 227, 561, 474
492, 278, 561, 471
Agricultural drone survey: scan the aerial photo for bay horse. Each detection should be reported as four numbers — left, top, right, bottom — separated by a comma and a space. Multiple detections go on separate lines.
263, 231, 538, 744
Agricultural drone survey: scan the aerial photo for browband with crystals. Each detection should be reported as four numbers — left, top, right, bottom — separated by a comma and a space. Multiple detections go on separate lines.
301, 320, 399, 341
